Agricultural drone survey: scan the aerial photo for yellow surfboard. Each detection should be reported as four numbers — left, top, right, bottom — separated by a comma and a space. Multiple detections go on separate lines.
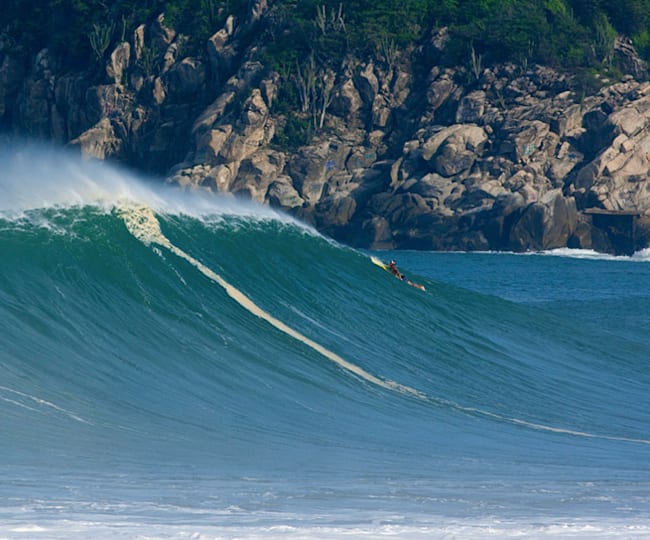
370, 255, 389, 271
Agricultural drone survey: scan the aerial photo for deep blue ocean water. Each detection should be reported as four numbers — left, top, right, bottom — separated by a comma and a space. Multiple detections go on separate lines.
1, 146, 649, 539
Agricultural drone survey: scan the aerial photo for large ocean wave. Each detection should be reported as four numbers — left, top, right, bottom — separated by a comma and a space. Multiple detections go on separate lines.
1, 146, 649, 539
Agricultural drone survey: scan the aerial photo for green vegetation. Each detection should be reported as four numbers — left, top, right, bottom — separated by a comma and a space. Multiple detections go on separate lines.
2, 1, 160, 66
3, 0, 649, 150
0, 0, 247, 67
257, 0, 650, 71
4, 0, 649, 151
3, 0, 650, 72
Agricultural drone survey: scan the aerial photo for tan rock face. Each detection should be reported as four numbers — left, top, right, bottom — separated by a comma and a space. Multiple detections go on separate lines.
575, 96, 650, 214
106, 42, 131, 86
69, 118, 121, 159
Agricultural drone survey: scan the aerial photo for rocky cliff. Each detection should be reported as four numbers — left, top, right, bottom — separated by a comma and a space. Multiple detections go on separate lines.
2, 9, 650, 255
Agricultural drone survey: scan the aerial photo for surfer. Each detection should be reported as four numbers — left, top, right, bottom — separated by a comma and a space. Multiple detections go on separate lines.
372, 256, 425, 291
388, 260, 406, 280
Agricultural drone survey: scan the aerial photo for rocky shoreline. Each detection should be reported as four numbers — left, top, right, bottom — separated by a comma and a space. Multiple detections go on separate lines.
3, 10, 650, 255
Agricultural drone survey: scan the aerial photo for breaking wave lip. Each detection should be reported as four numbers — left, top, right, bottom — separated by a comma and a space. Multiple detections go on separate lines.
0, 142, 306, 229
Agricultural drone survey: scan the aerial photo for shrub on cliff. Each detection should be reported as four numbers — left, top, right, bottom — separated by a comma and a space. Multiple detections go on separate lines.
1, 0, 650, 78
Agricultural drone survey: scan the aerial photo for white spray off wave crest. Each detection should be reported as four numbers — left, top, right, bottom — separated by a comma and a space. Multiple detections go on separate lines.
0, 144, 157, 211
0, 143, 301, 225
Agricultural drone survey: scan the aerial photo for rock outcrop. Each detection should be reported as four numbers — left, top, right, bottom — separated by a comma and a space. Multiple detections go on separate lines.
3, 15, 650, 255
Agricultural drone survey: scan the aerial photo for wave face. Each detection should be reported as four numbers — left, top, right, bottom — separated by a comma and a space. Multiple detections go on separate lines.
1, 146, 650, 539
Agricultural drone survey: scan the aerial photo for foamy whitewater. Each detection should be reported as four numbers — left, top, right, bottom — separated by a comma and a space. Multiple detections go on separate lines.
1, 145, 650, 539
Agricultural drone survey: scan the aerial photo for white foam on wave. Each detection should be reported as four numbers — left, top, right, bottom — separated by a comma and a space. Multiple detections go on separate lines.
538, 247, 650, 262
1, 516, 649, 540
631, 247, 650, 261
413, 247, 650, 262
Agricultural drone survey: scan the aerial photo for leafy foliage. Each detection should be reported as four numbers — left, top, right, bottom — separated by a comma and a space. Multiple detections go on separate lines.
2, 0, 650, 75
273, 112, 314, 149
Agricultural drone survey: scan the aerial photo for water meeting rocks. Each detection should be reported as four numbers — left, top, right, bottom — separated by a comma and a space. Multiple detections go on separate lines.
3, 15, 650, 254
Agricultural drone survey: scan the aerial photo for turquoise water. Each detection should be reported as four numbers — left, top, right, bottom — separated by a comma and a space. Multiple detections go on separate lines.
1, 147, 650, 539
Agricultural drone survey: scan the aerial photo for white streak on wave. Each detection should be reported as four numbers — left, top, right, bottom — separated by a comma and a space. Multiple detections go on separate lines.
0, 385, 90, 424
118, 205, 425, 399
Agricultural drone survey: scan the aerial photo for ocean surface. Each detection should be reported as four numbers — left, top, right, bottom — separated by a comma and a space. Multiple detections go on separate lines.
1, 146, 650, 539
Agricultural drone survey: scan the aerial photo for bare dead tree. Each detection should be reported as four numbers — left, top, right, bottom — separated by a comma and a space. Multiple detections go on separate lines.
317, 69, 336, 129
296, 54, 317, 114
